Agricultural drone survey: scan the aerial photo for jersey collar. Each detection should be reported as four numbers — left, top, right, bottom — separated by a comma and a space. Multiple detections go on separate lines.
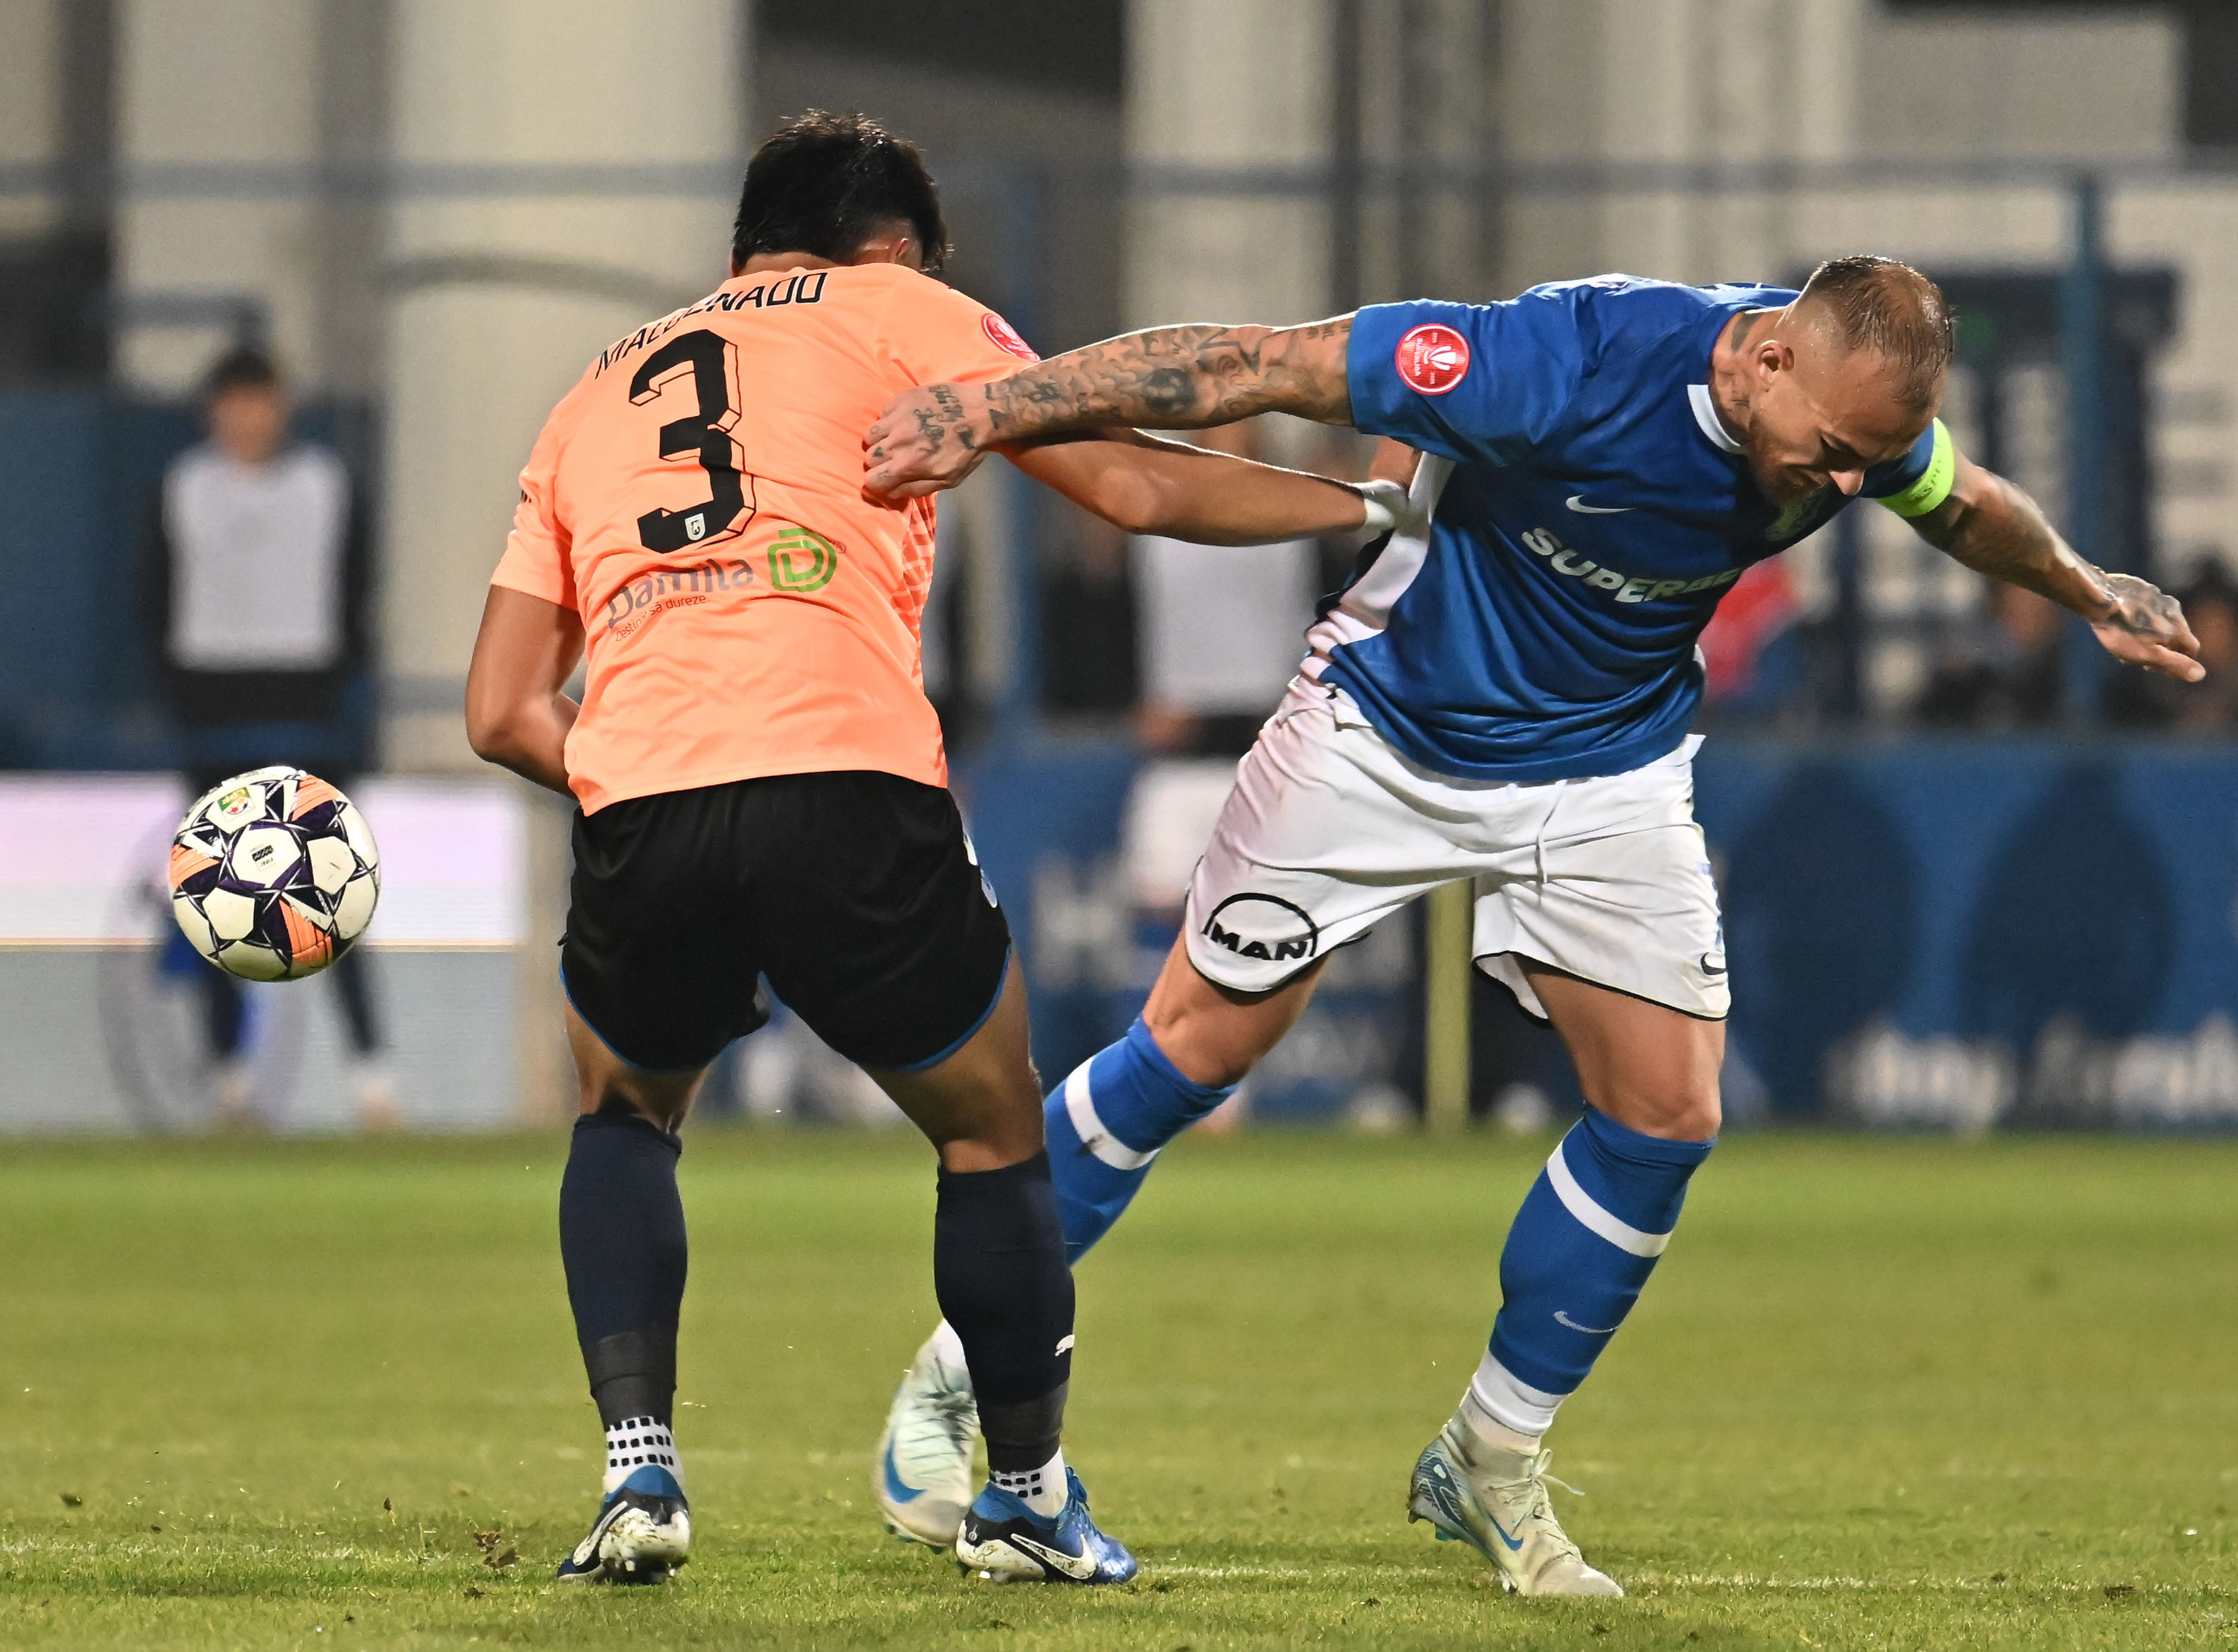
1688, 383, 1745, 455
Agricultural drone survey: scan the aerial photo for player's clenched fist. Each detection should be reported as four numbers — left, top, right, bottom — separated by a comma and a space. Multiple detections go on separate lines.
865, 383, 993, 500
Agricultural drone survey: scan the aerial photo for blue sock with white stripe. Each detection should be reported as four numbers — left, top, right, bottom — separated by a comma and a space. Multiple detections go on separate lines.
1044, 1018, 1238, 1263
1466, 1106, 1714, 1439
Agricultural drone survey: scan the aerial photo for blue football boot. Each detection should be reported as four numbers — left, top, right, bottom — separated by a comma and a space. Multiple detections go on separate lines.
555, 1464, 691, 1584
953, 1468, 1137, 1584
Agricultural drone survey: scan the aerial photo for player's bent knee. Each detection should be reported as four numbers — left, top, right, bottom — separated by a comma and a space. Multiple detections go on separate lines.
869, 1032, 1046, 1168
1600, 1085, 1720, 1143
578, 1080, 692, 1131
1140, 1001, 1274, 1089
1143, 953, 1322, 1089
570, 1042, 698, 1129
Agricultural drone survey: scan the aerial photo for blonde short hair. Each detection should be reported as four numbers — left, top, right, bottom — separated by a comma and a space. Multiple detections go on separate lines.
1797, 255, 1954, 414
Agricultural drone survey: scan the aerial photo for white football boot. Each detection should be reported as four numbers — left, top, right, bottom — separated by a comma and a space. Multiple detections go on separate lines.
1407, 1413, 1622, 1597
874, 1327, 979, 1548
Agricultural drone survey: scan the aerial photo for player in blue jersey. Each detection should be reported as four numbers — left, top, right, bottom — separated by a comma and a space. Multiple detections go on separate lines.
857, 257, 2203, 1595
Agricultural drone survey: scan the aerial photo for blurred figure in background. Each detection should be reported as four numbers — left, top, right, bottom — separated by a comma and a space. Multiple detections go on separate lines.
2118, 562, 2238, 731
1915, 579, 2065, 727
1697, 560, 1805, 723
1039, 508, 1138, 722
1040, 421, 1384, 747
145, 345, 395, 1129
1130, 418, 1320, 753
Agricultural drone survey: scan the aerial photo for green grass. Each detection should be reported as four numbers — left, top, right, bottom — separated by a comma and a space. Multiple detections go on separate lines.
0, 1129, 2234, 1649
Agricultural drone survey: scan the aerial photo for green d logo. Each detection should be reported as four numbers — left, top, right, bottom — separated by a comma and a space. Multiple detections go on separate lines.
768, 526, 839, 592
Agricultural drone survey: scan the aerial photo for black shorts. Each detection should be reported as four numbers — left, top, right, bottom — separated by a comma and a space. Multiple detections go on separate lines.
561, 770, 1011, 1072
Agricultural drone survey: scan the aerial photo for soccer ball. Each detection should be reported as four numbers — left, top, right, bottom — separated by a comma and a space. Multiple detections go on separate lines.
168, 766, 380, 981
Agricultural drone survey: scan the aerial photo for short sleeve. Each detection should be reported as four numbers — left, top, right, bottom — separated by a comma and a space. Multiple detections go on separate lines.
1866, 418, 1956, 517
490, 408, 576, 611
880, 275, 1042, 389
1346, 289, 1591, 464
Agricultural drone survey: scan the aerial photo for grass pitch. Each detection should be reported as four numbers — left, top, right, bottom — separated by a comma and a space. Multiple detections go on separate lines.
0, 1128, 2233, 1650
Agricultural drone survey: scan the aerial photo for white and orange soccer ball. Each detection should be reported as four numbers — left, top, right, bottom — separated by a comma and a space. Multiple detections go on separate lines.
167, 766, 380, 980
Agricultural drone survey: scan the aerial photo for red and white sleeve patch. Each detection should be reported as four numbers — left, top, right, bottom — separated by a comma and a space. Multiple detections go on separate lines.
1395, 323, 1470, 395
982, 312, 1038, 361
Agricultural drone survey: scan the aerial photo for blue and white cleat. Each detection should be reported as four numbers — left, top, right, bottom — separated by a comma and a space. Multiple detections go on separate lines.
555, 1464, 692, 1584
954, 1469, 1137, 1585
1407, 1414, 1621, 1597
874, 1328, 980, 1548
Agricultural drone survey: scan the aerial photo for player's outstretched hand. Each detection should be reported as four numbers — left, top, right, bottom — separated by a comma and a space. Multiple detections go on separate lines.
865, 383, 992, 501
2091, 572, 2205, 681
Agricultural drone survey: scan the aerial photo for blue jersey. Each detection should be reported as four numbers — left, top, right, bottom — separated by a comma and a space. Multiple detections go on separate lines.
1312, 277, 1943, 782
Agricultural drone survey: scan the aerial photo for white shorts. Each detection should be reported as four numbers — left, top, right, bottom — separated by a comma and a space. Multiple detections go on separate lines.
1181, 679, 1729, 1020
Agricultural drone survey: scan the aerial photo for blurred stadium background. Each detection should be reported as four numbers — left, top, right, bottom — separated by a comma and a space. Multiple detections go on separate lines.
3, 0, 2237, 1138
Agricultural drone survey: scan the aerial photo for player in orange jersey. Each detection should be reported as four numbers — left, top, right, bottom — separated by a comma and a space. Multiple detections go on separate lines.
464, 111, 1402, 1587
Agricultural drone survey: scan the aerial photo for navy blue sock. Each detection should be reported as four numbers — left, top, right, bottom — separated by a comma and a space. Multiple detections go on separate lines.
934, 1149, 1074, 1472
203, 972, 245, 1057
559, 1112, 687, 1430
1045, 1019, 1236, 1261
1468, 1106, 1714, 1437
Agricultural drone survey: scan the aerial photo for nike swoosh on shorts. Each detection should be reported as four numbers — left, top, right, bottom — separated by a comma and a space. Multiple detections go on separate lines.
1565, 495, 1633, 514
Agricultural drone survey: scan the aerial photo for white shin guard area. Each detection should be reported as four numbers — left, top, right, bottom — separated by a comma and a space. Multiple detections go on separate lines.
990, 1446, 1069, 1519
1464, 1349, 1566, 1439
604, 1415, 681, 1492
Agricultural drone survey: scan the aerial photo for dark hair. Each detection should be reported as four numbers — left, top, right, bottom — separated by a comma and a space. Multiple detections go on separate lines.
203, 343, 280, 400
1797, 254, 1955, 414
732, 110, 949, 274
2181, 559, 2238, 616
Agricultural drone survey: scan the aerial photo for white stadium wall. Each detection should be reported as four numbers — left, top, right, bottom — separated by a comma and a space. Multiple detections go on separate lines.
0, 775, 526, 1133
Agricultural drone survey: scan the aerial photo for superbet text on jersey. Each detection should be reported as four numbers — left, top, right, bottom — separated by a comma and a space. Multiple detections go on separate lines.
1304, 277, 1948, 785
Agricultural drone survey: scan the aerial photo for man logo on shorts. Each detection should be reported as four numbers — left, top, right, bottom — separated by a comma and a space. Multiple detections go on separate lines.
1201, 893, 1320, 964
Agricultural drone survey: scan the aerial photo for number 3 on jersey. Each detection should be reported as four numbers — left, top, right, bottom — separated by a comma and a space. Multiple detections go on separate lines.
629, 328, 754, 552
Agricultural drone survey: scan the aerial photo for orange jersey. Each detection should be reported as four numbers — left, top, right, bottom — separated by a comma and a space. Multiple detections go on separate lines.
490, 262, 1040, 813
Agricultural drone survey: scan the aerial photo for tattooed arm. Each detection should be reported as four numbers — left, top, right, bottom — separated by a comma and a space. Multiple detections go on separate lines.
1913, 450, 2203, 681
863, 317, 1356, 500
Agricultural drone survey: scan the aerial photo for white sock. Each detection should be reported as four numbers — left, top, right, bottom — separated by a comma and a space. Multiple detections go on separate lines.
1460, 1349, 1559, 1454
931, 1318, 968, 1373
603, 1415, 682, 1493
989, 1447, 1067, 1519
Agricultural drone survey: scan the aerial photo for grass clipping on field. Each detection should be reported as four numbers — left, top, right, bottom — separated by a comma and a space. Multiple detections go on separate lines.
0, 1129, 2232, 1650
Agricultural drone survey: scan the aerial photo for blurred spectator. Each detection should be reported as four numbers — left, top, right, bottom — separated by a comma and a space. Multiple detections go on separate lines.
145, 345, 394, 1129
1041, 507, 1138, 719
1914, 580, 2064, 728
2108, 561, 2238, 732
1131, 419, 1323, 755
2167, 564, 2238, 729
1698, 560, 1809, 724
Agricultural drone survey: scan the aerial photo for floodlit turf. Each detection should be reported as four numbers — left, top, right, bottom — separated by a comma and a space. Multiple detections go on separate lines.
0, 1129, 2233, 1649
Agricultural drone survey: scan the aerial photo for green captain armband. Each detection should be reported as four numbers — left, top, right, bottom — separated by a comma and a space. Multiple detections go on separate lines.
1877, 418, 1955, 518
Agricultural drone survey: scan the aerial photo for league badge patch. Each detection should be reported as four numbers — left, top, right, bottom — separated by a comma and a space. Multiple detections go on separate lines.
1396, 323, 1470, 395
983, 312, 1038, 361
